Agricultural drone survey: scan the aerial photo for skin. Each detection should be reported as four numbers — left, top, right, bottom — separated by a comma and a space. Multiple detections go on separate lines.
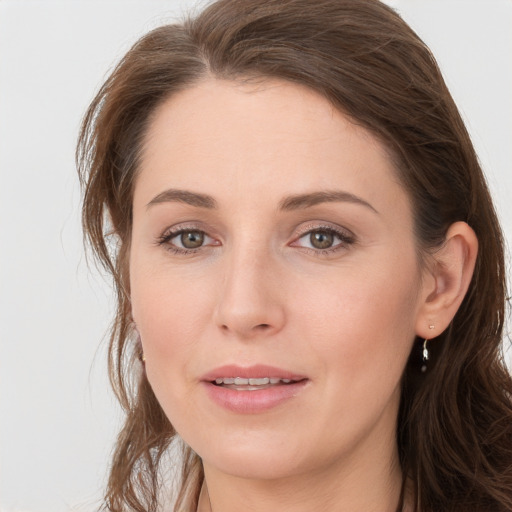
129, 79, 478, 512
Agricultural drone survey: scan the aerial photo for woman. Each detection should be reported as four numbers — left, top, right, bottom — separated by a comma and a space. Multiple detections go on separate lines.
77, 0, 512, 510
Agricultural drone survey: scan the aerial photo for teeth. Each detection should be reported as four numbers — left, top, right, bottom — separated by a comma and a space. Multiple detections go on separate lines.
249, 378, 270, 385
213, 377, 296, 386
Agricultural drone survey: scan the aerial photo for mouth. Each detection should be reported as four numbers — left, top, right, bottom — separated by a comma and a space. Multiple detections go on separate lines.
211, 376, 305, 391
201, 365, 308, 412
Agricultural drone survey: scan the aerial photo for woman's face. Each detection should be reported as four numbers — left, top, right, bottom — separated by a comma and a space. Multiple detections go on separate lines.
130, 79, 429, 481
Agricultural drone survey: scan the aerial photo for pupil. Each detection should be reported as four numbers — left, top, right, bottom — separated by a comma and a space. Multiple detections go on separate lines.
181, 231, 204, 249
310, 231, 333, 249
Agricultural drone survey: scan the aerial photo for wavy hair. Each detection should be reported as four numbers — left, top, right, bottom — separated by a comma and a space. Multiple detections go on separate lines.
77, 0, 512, 510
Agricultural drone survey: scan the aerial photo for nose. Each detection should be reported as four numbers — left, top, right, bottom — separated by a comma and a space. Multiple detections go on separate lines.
212, 244, 286, 340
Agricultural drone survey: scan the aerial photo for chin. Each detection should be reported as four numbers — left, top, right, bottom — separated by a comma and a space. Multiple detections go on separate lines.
191, 426, 342, 482
204, 449, 305, 481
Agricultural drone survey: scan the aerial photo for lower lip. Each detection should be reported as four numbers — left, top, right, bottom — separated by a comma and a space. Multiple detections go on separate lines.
202, 380, 308, 413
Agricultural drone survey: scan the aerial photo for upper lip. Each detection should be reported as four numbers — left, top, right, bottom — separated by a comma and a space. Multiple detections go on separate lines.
201, 364, 307, 382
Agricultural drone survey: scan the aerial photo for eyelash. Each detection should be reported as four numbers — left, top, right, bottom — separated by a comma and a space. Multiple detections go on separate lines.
155, 225, 214, 255
155, 224, 356, 256
292, 224, 356, 255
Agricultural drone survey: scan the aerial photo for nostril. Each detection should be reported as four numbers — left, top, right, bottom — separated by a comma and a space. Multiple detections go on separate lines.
219, 322, 273, 337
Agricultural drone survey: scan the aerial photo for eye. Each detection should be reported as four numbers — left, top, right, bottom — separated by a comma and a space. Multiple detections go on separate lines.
308, 230, 336, 250
156, 227, 219, 254
292, 226, 355, 253
176, 230, 205, 249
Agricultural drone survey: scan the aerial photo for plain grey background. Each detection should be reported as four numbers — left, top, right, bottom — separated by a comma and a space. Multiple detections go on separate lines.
1, 1, 511, 511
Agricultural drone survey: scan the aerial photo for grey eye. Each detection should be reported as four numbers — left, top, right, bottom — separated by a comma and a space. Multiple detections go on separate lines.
309, 231, 334, 249
180, 231, 205, 249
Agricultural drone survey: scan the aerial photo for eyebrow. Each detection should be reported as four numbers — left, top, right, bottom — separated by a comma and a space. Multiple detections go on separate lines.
147, 189, 218, 209
279, 190, 378, 214
146, 188, 378, 214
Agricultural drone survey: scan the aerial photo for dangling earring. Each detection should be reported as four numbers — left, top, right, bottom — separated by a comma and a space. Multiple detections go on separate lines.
421, 324, 435, 373
421, 339, 429, 373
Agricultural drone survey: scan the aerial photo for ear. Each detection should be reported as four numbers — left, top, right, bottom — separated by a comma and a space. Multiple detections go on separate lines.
415, 221, 478, 339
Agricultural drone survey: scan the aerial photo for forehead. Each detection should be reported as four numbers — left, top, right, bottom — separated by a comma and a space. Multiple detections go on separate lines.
136, 78, 407, 217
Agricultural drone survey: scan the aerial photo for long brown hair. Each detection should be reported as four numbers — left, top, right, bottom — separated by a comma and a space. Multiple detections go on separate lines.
77, 1, 512, 510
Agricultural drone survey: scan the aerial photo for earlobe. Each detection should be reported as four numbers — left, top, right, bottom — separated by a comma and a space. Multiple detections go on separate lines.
416, 221, 478, 339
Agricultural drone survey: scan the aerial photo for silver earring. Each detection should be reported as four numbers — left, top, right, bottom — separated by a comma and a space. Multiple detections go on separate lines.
421, 339, 429, 373
421, 324, 435, 373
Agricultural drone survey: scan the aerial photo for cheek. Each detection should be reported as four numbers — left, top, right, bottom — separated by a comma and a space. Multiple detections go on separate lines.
130, 271, 217, 429
296, 260, 420, 388
280, 262, 420, 457
131, 268, 215, 354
